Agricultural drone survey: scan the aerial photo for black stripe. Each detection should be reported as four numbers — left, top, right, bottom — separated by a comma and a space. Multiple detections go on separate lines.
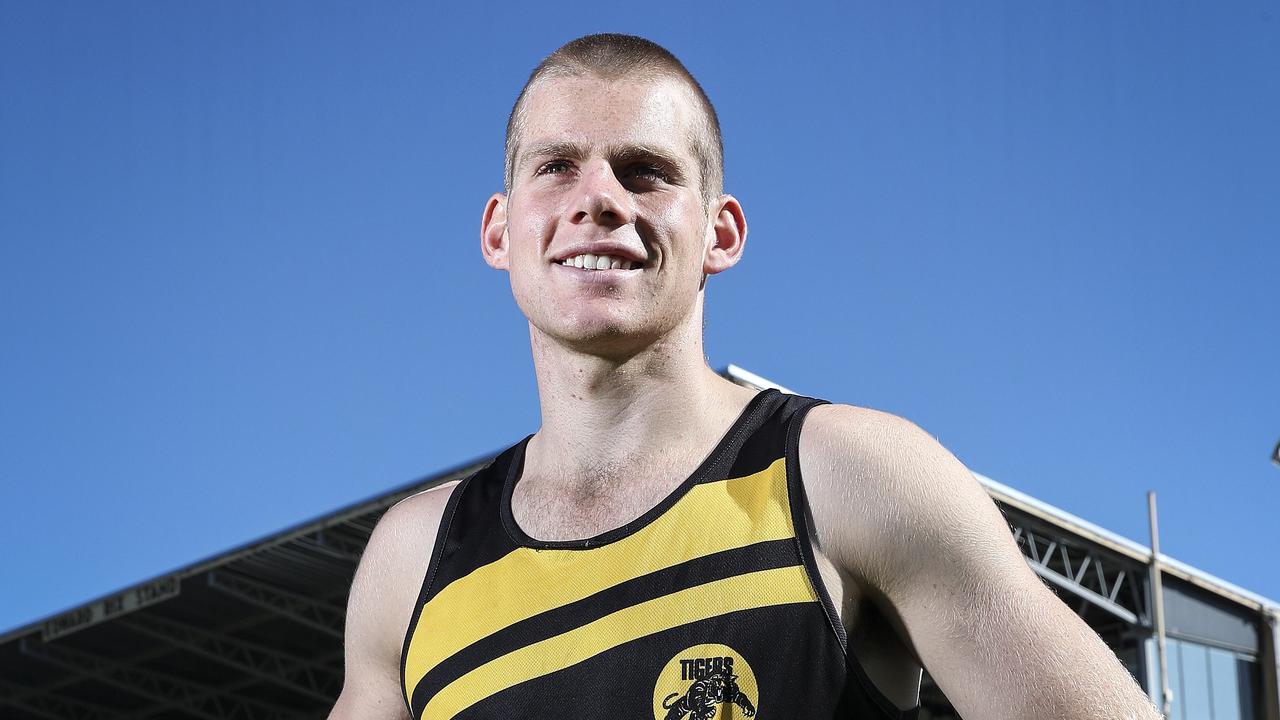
426, 442, 526, 596
409, 537, 800, 718
686, 388, 784, 486
721, 393, 788, 482
456, 603, 847, 720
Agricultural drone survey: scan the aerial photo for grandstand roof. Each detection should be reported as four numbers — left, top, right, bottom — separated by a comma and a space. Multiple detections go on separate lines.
0, 456, 481, 719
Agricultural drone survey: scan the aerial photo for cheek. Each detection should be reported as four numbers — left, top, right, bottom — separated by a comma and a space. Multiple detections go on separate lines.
641, 196, 707, 250
514, 215, 546, 249
511, 196, 564, 253
643, 192, 693, 226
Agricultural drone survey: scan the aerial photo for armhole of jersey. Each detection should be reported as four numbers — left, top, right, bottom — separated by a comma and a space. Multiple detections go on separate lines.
785, 400, 919, 720
398, 476, 469, 716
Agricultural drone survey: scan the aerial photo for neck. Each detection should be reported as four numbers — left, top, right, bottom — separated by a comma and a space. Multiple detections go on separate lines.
523, 304, 752, 489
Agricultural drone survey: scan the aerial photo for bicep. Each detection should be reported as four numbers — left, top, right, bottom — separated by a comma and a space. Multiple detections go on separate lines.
331, 542, 411, 719
804, 407, 1158, 719
887, 483, 1152, 718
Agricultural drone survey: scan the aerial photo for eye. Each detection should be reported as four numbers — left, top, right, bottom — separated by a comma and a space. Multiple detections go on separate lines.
628, 164, 669, 182
535, 160, 572, 176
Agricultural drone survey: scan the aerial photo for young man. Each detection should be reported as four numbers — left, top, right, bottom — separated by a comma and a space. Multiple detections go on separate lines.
331, 35, 1162, 720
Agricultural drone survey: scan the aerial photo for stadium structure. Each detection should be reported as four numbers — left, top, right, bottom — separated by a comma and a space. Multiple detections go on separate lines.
2, 366, 1276, 720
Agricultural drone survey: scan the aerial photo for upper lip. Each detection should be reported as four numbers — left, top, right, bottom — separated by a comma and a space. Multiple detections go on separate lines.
551, 242, 647, 266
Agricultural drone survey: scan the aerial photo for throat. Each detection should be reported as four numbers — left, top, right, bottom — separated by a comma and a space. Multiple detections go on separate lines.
511, 461, 683, 543
507, 382, 766, 544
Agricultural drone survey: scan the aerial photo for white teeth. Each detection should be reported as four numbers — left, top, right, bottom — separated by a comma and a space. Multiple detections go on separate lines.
559, 254, 641, 271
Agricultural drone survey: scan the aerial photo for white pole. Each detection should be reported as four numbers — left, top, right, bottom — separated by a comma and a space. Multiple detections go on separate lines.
1148, 491, 1172, 718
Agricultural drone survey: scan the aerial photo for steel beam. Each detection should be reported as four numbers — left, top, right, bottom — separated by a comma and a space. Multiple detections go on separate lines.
1030, 562, 1140, 625
306, 530, 366, 562
116, 613, 341, 703
0, 678, 119, 720
18, 637, 302, 720
206, 572, 344, 639
127, 647, 342, 720
1011, 523, 1149, 626
6, 604, 290, 703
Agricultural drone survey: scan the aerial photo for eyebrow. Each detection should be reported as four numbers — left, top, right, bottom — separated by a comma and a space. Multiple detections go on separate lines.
519, 141, 689, 182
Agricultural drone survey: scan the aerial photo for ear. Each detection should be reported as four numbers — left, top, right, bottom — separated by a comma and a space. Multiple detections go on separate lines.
703, 194, 747, 275
480, 192, 510, 270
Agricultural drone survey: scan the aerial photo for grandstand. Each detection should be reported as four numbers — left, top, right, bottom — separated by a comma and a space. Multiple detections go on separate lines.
2, 366, 1276, 719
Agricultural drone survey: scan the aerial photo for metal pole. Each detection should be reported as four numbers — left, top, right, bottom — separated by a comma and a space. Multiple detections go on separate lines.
1263, 610, 1280, 720
1148, 491, 1172, 718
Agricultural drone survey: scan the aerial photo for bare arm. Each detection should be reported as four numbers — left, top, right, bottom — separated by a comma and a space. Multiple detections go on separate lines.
801, 405, 1161, 719
329, 482, 457, 720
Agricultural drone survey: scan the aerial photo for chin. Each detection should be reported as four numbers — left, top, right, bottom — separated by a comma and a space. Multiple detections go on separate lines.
536, 315, 663, 358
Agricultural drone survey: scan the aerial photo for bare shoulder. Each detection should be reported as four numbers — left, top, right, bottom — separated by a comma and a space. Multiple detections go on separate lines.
349, 480, 461, 662
368, 480, 462, 575
330, 480, 461, 718
797, 403, 1004, 592
798, 402, 975, 511
799, 402, 943, 475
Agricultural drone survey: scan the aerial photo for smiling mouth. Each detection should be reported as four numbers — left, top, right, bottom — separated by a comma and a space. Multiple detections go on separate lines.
557, 253, 642, 271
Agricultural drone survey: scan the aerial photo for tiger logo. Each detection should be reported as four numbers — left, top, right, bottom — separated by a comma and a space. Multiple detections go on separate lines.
652, 644, 759, 720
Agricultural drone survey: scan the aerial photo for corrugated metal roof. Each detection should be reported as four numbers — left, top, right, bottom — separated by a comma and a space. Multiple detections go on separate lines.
977, 470, 1280, 615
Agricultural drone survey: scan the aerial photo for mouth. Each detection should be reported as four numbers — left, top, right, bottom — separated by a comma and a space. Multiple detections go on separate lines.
555, 253, 643, 271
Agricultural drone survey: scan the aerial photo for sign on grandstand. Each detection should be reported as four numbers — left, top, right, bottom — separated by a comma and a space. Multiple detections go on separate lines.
41, 576, 180, 641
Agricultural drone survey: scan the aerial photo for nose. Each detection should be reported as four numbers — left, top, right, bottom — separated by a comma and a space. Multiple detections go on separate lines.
569, 159, 633, 228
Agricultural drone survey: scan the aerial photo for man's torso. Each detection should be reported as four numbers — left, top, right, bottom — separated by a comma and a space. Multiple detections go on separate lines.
383, 390, 921, 719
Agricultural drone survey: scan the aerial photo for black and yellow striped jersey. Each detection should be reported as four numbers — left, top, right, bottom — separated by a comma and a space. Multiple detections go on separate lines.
400, 389, 919, 719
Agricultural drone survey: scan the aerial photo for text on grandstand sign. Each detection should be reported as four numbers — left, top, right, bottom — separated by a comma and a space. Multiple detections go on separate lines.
41, 576, 180, 641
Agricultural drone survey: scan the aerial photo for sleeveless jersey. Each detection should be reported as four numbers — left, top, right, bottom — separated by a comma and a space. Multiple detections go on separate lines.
399, 389, 919, 719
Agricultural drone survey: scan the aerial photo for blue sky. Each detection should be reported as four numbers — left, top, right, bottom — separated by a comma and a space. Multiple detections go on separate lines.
1, 2, 1276, 634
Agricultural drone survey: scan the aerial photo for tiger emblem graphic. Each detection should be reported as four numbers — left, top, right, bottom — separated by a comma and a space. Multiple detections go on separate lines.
652, 644, 759, 720
661, 670, 756, 719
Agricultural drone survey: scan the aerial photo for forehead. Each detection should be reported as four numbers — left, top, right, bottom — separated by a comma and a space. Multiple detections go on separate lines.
517, 74, 701, 164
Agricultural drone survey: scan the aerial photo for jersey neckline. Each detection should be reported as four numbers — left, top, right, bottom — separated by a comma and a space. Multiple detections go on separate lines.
498, 388, 780, 551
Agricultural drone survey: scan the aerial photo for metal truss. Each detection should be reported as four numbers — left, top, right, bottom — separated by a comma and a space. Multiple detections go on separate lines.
7, 606, 288, 704
0, 678, 120, 720
206, 572, 345, 639
303, 529, 366, 563
129, 649, 343, 720
1009, 522, 1149, 626
116, 613, 341, 703
18, 638, 305, 720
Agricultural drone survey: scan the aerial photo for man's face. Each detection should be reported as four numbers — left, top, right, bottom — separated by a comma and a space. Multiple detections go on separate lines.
484, 74, 731, 358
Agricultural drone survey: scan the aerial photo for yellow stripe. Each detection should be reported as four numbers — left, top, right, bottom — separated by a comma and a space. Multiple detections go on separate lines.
423, 565, 815, 720
404, 457, 793, 701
